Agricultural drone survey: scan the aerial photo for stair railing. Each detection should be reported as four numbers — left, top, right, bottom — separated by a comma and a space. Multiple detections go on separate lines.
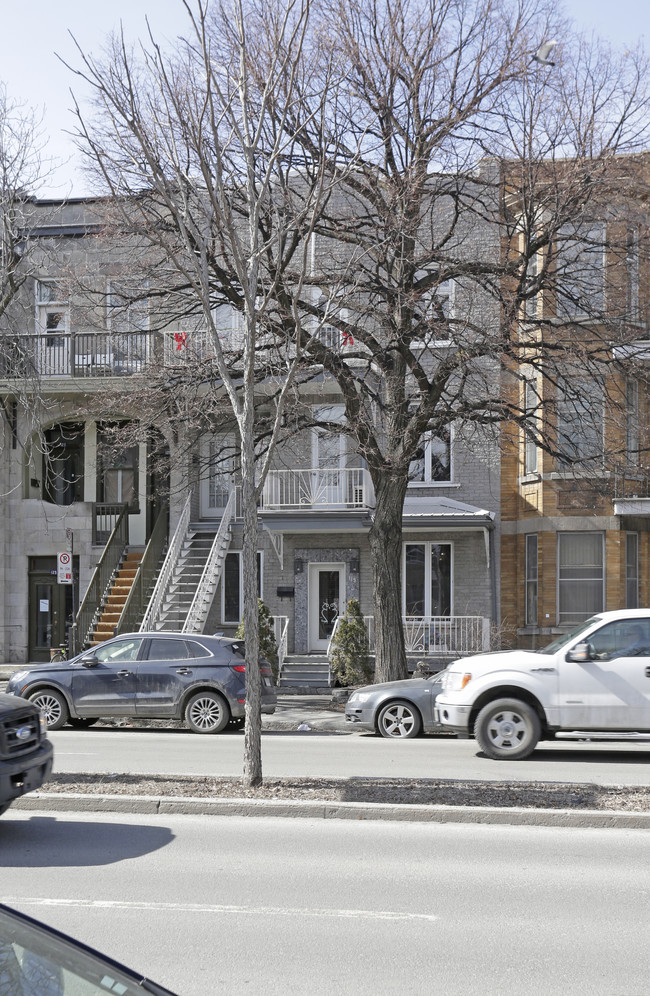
114, 505, 169, 637
325, 616, 342, 687
140, 493, 192, 632
274, 616, 288, 676
74, 506, 129, 650
182, 490, 235, 633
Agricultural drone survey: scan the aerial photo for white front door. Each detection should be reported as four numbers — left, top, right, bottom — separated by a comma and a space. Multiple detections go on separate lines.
312, 406, 345, 505
199, 434, 234, 518
308, 563, 345, 652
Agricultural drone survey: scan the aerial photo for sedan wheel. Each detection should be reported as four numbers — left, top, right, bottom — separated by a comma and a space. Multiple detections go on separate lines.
28, 689, 69, 731
185, 691, 230, 734
474, 698, 541, 760
377, 700, 422, 739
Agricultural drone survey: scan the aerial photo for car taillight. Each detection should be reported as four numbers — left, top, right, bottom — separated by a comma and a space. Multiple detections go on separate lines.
260, 665, 272, 676
231, 664, 246, 673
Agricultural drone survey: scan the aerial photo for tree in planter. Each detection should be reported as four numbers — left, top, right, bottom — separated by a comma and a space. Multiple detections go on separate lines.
235, 599, 279, 682
329, 599, 372, 688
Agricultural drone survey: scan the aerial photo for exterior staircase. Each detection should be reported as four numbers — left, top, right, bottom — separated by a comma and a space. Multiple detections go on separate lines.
278, 655, 331, 688
89, 549, 144, 645
155, 529, 217, 630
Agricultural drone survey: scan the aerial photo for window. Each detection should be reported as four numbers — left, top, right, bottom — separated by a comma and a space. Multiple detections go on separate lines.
37, 280, 69, 338
525, 250, 539, 319
556, 223, 605, 318
222, 552, 262, 623
413, 272, 455, 345
409, 427, 451, 483
556, 379, 603, 468
626, 533, 639, 609
146, 638, 190, 660
96, 424, 139, 510
626, 379, 640, 467
525, 534, 538, 627
403, 543, 451, 616
627, 228, 639, 321
557, 532, 604, 624
94, 638, 143, 662
524, 380, 538, 474
43, 422, 84, 506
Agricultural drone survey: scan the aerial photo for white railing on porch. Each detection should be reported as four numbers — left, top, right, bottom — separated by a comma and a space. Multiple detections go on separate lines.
261, 468, 373, 509
364, 615, 490, 656
271, 615, 289, 672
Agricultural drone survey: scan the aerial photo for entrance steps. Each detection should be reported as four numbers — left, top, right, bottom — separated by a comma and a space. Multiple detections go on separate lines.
89, 549, 144, 645
278, 655, 331, 688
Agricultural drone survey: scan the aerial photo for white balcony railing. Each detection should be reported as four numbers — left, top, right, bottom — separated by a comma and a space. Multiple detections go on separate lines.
261, 468, 373, 509
363, 615, 490, 657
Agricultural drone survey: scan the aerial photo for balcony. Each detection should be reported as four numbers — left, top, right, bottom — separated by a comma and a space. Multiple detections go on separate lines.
364, 615, 490, 657
261, 468, 373, 510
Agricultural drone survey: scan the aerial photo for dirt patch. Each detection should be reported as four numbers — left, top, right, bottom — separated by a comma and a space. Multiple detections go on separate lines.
40, 773, 650, 811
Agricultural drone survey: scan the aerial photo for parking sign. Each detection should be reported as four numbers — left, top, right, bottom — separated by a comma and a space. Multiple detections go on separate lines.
57, 552, 72, 584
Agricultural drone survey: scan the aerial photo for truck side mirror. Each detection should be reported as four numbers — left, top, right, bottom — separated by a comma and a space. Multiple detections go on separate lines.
565, 642, 592, 663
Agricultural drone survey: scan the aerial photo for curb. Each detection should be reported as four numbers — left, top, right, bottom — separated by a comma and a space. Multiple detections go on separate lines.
11, 792, 650, 829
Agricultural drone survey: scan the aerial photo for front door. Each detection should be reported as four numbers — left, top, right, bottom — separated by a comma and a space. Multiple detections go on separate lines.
309, 563, 345, 652
28, 557, 78, 661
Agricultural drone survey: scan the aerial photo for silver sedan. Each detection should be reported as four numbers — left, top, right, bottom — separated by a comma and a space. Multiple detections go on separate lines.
344, 671, 446, 739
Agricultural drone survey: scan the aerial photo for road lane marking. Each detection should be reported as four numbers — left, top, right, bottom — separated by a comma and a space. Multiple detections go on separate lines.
2, 897, 437, 923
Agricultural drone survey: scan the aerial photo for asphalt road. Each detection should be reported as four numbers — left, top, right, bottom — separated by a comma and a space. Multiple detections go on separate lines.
47, 726, 650, 786
2, 810, 649, 995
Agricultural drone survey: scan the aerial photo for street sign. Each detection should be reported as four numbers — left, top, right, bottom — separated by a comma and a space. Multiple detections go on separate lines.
57, 552, 72, 584
65, 527, 73, 553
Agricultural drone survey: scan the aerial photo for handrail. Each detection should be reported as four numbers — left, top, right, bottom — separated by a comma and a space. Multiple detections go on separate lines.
363, 614, 490, 656
115, 505, 169, 636
74, 506, 129, 650
140, 493, 192, 631
272, 616, 289, 674
183, 490, 235, 633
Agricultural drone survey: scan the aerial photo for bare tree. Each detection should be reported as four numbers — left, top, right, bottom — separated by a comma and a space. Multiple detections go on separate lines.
253, 0, 650, 680
68, 0, 338, 785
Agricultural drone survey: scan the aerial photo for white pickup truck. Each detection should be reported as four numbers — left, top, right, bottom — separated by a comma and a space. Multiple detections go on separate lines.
435, 609, 650, 759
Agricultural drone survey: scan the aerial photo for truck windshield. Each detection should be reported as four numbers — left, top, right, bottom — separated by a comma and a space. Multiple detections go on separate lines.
539, 617, 601, 655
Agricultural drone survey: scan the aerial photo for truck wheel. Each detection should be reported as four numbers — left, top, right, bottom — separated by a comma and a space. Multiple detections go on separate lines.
28, 689, 69, 731
475, 698, 540, 760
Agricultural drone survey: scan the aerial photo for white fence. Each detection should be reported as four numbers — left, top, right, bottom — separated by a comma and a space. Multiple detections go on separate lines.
364, 615, 490, 657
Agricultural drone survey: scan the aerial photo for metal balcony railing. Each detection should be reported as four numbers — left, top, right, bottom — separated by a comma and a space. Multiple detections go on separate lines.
261, 468, 373, 509
363, 615, 490, 656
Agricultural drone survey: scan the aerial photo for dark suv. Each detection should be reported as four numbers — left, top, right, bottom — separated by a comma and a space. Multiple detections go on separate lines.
0, 693, 53, 816
6, 632, 276, 734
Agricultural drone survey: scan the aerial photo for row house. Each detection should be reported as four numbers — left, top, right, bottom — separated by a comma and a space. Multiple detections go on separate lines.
500, 158, 650, 647
0, 196, 499, 673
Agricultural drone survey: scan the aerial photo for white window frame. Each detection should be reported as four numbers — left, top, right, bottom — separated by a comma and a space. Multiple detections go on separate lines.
409, 426, 453, 485
221, 551, 263, 623
626, 532, 639, 609
525, 534, 538, 627
557, 531, 605, 625
36, 279, 69, 335
402, 541, 453, 616
524, 379, 539, 474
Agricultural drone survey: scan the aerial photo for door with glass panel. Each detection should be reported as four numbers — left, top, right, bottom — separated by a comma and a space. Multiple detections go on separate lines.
311, 406, 345, 506
200, 434, 234, 518
403, 543, 452, 652
309, 564, 345, 652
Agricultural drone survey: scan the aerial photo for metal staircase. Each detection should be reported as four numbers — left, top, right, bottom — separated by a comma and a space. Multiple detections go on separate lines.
140, 491, 235, 633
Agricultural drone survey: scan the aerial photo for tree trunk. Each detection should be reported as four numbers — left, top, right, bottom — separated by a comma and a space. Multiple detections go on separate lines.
368, 473, 409, 683
241, 440, 262, 788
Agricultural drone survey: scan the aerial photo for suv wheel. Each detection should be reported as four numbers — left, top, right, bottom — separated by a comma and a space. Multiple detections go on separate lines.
185, 691, 230, 734
475, 698, 540, 760
28, 689, 69, 731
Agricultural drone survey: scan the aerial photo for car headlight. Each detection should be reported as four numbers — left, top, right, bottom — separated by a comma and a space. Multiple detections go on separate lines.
9, 671, 27, 685
441, 671, 472, 692
347, 691, 371, 705
39, 713, 48, 735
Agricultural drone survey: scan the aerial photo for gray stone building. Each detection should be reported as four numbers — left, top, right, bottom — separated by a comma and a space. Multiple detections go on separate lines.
0, 196, 500, 671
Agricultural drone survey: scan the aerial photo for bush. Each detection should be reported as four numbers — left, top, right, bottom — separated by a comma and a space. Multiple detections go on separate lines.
329, 598, 372, 687
235, 598, 279, 681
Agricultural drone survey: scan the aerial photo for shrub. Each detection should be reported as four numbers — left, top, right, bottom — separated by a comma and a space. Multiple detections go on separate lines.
329, 598, 372, 687
235, 598, 279, 681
